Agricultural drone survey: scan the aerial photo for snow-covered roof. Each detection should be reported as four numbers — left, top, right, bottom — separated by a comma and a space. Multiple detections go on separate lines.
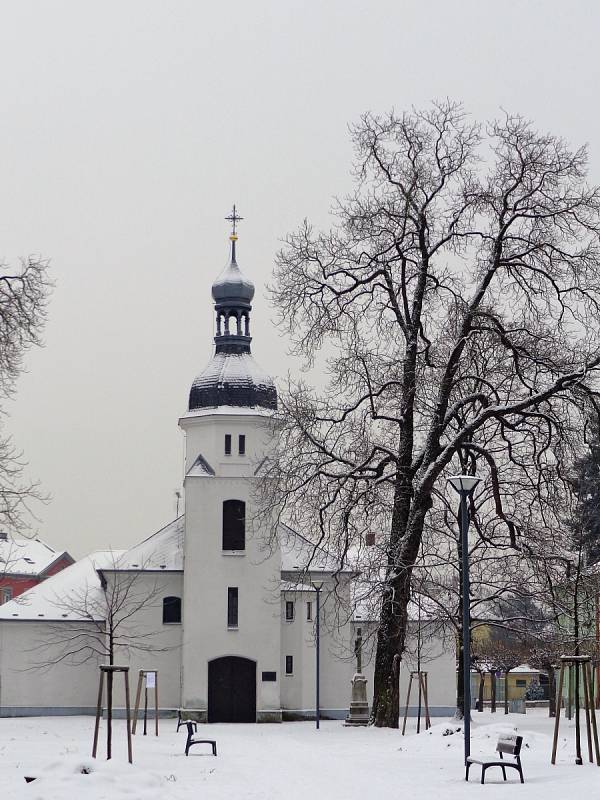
188, 352, 278, 413
0, 515, 353, 622
279, 522, 355, 575
280, 580, 315, 593
212, 254, 255, 304
113, 519, 348, 576
0, 550, 122, 621
0, 535, 72, 577
351, 584, 442, 623
186, 454, 215, 477
181, 404, 275, 420
109, 517, 184, 571
511, 664, 541, 674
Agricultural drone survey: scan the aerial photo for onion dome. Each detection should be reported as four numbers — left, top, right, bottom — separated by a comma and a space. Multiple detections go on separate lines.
211, 258, 255, 305
188, 206, 278, 412
189, 351, 277, 410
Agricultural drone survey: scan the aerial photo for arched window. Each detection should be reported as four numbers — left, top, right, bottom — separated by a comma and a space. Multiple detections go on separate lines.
162, 596, 181, 624
223, 499, 245, 551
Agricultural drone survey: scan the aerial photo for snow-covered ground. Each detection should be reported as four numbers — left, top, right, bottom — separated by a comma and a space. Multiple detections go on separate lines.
1, 709, 598, 799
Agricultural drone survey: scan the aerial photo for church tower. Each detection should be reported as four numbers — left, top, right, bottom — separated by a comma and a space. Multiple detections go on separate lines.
179, 208, 282, 722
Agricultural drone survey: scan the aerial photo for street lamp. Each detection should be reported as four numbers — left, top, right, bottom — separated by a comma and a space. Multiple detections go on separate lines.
447, 474, 481, 766
312, 579, 324, 730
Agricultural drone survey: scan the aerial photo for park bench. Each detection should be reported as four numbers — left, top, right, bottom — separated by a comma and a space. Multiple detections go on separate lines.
465, 734, 524, 784
183, 720, 217, 757
176, 708, 198, 733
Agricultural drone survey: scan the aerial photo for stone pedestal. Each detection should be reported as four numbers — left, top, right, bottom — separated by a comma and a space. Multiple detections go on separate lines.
345, 672, 369, 726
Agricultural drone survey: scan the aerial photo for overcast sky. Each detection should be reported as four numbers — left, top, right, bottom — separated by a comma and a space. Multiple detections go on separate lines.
1, 0, 599, 558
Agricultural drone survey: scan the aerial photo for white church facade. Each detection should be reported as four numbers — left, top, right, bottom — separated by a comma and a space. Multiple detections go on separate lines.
0, 221, 456, 722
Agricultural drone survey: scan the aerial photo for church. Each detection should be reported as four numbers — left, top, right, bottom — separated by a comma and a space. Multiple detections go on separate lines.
0, 215, 456, 722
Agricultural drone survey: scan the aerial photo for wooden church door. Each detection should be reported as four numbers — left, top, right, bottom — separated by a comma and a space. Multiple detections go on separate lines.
208, 656, 256, 722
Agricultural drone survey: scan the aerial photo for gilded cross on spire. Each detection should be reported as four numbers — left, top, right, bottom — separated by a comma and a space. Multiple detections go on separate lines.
225, 204, 244, 240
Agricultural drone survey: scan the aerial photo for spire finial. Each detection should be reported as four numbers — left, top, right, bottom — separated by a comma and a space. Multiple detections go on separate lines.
225, 204, 244, 241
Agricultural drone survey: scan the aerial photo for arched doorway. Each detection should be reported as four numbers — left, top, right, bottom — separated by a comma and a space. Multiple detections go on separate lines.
208, 656, 256, 722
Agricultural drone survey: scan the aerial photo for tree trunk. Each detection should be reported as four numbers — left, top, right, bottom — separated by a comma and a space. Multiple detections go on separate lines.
372, 493, 428, 727
548, 665, 556, 718
107, 631, 114, 760
490, 670, 496, 713
371, 590, 404, 727
107, 670, 113, 760
478, 671, 485, 712
504, 670, 510, 714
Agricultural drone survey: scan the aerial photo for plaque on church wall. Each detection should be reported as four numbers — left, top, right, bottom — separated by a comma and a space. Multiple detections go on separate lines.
261, 671, 277, 682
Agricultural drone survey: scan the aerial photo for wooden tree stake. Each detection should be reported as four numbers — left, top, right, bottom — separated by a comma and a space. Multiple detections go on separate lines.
132, 669, 159, 737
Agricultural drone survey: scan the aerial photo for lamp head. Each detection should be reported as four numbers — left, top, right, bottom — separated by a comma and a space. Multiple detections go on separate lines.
311, 579, 324, 591
447, 474, 481, 494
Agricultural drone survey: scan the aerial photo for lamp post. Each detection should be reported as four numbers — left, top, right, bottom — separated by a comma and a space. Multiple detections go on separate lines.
312, 579, 323, 729
447, 474, 480, 766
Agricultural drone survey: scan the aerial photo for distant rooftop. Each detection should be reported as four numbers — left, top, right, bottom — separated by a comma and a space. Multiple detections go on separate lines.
0, 535, 73, 577
0, 550, 124, 621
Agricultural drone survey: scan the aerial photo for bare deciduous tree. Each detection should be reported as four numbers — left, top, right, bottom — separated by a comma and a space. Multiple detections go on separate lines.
0, 256, 51, 534
263, 101, 600, 726
33, 554, 169, 758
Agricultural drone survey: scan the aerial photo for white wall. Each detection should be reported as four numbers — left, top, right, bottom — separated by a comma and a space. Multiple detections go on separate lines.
0, 570, 185, 716
0, 621, 100, 714
280, 580, 355, 719
103, 570, 184, 712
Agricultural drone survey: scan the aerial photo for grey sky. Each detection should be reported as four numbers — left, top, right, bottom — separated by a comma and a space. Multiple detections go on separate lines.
1, 0, 599, 558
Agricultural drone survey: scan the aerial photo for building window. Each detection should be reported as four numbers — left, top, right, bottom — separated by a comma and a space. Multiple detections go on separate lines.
222, 499, 245, 551
1, 587, 12, 604
306, 601, 312, 621
516, 679, 527, 687
162, 596, 181, 624
239, 434, 246, 456
224, 434, 232, 455
228, 587, 239, 628
285, 656, 294, 675
285, 601, 295, 621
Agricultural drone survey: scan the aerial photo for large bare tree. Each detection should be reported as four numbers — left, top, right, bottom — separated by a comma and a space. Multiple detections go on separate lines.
0, 256, 50, 534
264, 101, 600, 726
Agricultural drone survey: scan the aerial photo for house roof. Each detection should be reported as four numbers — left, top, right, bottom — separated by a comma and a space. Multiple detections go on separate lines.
112, 517, 349, 576
0, 550, 123, 621
279, 522, 355, 575
0, 535, 73, 577
109, 517, 185, 571
351, 584, 442, 623
0, 515, 353, 620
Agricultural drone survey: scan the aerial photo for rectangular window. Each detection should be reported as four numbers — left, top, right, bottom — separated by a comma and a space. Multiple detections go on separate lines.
239, 434, 246, 456
285, 601, 295, 621
1, 587, 12, 604
516, 679, 527, 687
222, 499, 246, 551
224, 434, 232, 455
306, 601, 312, 621
227, 587, 239, 628
262, 671, 277, 682
285, 656, 294, 675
